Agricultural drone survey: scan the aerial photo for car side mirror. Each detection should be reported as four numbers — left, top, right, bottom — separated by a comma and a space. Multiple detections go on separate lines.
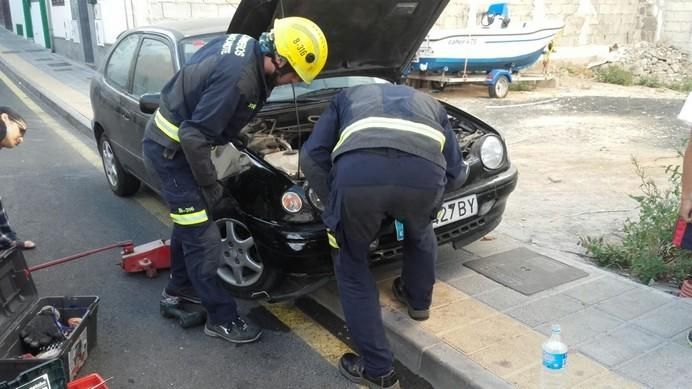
139, 93, 160, 114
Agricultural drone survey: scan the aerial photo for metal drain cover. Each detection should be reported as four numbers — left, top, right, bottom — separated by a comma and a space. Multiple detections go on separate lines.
464, 247, 588, 295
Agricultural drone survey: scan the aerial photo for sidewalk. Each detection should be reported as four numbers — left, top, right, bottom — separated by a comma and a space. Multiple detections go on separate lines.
2, 29, 691, 389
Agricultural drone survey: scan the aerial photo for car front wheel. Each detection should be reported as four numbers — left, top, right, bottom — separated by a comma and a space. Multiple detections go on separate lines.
216, 217, 281, 298
98, 135, 140, 196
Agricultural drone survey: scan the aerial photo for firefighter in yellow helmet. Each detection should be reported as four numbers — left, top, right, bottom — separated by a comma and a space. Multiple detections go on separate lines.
142, 17, 327, 344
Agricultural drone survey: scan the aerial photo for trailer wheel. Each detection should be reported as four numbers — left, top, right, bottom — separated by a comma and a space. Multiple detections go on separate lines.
489, 75, 510, 98
432, 81, 446, 91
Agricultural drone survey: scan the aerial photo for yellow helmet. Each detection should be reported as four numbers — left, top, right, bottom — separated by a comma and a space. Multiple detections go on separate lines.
273, 17, 328, 84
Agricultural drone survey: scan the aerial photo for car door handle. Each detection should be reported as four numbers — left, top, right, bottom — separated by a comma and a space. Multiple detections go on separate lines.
120, 111, 132, 121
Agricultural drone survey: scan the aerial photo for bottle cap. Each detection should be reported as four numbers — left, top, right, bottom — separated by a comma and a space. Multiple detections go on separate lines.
551, 324, 561, 333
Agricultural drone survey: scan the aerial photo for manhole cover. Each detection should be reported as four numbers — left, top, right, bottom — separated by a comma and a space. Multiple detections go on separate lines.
36, 58, 53, 61
47, 62, 71, 67
465, 247, 588, 295
25, 49, 46, 52
1, 50, 19, 53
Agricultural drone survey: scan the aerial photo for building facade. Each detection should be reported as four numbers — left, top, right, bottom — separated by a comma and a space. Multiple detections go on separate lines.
0, 0, 689, 68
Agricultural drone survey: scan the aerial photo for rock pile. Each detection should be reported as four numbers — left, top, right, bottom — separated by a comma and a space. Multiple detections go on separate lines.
605, 42, 692, 84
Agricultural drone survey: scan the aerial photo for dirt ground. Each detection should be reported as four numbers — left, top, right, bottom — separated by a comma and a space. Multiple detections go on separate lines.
428, 76, 690, 278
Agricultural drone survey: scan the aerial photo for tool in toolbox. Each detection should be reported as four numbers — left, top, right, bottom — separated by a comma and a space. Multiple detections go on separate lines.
160, 297, 207, 328
0, 249, 100, 383
20, 239, 172, 278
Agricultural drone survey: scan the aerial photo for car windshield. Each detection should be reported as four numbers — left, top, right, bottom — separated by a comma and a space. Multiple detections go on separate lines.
179, 34, 224, 64
267, 76, 389, 103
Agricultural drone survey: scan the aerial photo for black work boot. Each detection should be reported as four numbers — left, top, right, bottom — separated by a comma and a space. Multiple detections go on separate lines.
162, 285, 202, 304
204, 316, 262, 344
392, 277, 430, 321
338, 353, 398, 388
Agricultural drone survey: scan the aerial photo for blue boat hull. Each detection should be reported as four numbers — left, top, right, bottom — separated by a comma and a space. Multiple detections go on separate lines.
412, 48, 545, 73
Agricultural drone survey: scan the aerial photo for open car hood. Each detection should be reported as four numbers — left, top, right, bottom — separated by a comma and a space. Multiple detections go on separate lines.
227, 0, 449, 82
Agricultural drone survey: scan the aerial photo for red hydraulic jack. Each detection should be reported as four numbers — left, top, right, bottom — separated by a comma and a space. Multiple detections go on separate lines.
120, 239, 171, 277
23, 240, 171, 278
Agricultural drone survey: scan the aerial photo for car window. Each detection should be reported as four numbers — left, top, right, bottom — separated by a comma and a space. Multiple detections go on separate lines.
105, 34, 140, 91
131, 38, 175, 97
179, 34, 224, 64
267, 77, 389, 103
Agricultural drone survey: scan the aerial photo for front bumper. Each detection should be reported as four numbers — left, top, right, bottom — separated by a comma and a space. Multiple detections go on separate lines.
245, 164, 519, 275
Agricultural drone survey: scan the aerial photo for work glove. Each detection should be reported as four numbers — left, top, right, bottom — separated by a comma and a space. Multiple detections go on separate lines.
231, 132, 250, 149
19, 307, 65, 351
201, 181, 224, 209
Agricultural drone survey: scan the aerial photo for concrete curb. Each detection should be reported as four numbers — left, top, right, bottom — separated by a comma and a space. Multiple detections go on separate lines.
0, 54, 93, 139
310, 283, 511, 389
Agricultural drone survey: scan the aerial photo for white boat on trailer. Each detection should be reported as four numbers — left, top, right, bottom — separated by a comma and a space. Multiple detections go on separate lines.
407, 2, 564, 98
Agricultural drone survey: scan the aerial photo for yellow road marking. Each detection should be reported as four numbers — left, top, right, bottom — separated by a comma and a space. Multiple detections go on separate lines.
0, 68, 352, 366
263, 303, 352, 366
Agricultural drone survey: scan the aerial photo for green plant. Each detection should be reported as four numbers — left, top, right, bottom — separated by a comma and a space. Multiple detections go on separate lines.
636, 75, 663, 89
669, 77, 692, 93
594, 65, 633, 86
509, 81, 536, 92
579, 156, 692, 284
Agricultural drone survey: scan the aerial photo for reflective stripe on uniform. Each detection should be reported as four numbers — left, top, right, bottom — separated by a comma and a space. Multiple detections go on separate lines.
170, 209, 208, 225
327, 231, 339, 249
154, 109, 180, 142
332, 116, 446, 152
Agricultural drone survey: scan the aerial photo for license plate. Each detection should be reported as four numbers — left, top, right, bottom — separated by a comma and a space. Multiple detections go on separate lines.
433, 194, 478, 228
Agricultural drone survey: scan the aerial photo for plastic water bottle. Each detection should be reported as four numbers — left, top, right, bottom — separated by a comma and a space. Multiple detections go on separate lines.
540, 324, 568, 388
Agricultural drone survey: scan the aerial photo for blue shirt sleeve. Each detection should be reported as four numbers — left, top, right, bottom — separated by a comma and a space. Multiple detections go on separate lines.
300, 94, 342, 202
439, 109, 468, 191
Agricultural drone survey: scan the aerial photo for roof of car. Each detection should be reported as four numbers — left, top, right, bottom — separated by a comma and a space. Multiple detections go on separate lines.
133, 17, 229, 40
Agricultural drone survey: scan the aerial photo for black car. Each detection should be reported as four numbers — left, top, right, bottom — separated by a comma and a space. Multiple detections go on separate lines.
89, 0, 518, 300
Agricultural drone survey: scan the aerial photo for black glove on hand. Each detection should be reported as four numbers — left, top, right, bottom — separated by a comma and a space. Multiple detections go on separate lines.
231, 132, 250, 149
19, 307, 65, 350
201, 182, 224, 209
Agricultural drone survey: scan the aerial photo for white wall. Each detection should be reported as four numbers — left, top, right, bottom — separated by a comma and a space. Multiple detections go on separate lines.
30, 1, 46, 47
9, 0, 25, 37
96, 0, 129, 45
662, 0, 692, 54
49, 1, 71, 39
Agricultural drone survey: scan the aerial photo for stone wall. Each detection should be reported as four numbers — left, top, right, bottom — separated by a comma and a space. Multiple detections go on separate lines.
662, 0, 692, 54
146, 0, 239, 23
139, 0, 690, 55
436, 0, 646, 47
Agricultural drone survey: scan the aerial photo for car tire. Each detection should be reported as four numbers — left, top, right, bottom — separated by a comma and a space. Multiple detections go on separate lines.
98, 135, 140, 196
489, 75, 510, 99
215, 217, 282, 298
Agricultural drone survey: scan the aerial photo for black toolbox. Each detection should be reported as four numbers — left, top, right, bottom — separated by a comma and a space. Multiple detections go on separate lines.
0, 247, 99, 383
0, 359, 67, 389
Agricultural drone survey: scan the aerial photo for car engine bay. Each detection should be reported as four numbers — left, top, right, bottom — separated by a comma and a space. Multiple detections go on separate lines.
240, 111, 488, 180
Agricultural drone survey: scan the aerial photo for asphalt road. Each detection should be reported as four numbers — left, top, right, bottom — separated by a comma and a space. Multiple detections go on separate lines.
0, 77, 361, 388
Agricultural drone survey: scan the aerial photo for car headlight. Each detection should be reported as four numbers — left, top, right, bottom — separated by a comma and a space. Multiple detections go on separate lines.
479, 135, 505, 170
281, 191, 303, 213
307, 187, 325, 212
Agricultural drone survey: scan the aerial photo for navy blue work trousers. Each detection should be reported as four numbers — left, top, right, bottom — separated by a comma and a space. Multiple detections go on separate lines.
142, 138, 238, 324
325, 150, 445, 377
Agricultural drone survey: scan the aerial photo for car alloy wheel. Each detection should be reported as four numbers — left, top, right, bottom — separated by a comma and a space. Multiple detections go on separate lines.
101, 139, 119, 188
98, 135, 140, 196
216, 218, 264, 288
